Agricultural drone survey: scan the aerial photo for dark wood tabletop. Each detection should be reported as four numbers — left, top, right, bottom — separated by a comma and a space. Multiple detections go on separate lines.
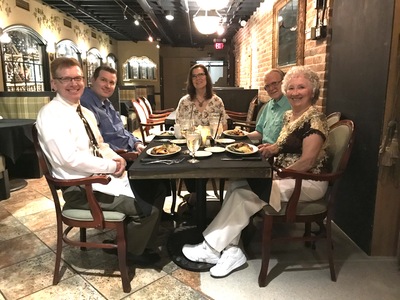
129, 135, 272, 230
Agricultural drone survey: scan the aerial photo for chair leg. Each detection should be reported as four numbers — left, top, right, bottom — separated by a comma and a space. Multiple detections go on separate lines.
53, 224, 64, 285
170, 179, 177, 214
80, 228, 87, 251
211, 179, 219, 199
219, 178, 225, 203
326, 219, 337, 281
259, 215, 273, 287
304, 222, 312, 248
177, 178, 183, 197
116, 224, 131, 293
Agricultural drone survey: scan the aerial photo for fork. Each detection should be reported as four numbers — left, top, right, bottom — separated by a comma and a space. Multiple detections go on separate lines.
141, 157, 185, 165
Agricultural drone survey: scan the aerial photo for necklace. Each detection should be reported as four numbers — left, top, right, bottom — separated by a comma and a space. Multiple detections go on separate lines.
196, 97, 206, 107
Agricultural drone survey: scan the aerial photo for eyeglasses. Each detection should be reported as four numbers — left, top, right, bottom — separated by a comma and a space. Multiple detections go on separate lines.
55, 76, 85, 84
192, 73, 206, 79
264, 80, 282, 91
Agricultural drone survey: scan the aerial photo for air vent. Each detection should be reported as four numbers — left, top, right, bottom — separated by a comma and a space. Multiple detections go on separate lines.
91, 32, 96, 39
63, 19, 72, 28
16, 0, 29, 11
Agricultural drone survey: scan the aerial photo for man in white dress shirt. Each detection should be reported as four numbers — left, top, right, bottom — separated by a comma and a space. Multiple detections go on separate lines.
36, 57, 161, 265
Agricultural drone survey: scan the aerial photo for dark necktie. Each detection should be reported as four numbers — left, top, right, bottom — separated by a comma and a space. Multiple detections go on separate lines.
76, 105, 102, 157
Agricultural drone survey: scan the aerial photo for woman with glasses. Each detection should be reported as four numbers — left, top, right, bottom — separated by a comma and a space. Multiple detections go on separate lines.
175, 64, 228, 128
174, 64, 228, 207
246, 68, 291, 145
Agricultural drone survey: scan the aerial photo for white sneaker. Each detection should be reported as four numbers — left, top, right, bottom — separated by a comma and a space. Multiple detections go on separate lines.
182, 241, 220, 264
209, 246, 247, 277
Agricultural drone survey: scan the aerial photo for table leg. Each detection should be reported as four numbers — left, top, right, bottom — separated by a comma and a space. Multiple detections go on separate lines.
195, 178, 208, 231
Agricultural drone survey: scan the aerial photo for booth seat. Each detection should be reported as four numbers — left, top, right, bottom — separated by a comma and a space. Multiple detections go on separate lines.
0, 93, 52, 180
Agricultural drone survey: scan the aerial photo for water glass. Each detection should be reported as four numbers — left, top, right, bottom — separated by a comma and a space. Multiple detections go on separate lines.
186, 130, 201, 163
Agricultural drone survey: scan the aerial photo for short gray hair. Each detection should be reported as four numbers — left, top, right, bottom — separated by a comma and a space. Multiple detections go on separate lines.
282, 66, 320, 104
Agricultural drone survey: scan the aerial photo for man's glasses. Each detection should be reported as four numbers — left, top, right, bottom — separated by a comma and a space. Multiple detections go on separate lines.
192, 73, 206, 79
55, 76, 85, 84
264, 80, 282, 91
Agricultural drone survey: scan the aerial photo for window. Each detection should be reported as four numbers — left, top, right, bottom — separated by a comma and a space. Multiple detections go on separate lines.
56, 40, 80, 61
1, 27, 46, 92
123, 56, 156, 81
86, 48, 102, 84
273, 0, 305, 68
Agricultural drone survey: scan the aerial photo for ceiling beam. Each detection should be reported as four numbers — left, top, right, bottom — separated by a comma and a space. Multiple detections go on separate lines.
59, 0, 137, 41
136, 0, 174, 45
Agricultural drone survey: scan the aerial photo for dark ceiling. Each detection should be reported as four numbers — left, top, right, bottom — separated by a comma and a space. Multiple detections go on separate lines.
40, 0, 263, 48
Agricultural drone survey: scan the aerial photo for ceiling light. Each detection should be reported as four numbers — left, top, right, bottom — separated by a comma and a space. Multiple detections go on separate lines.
193, 10, 222, 35
239, 19, 247, 27
133, 15, 140, 26
217, 24, 225, 35
123, 5, 128, 20
148, 36, 153, 42
196, 0, 229, 11
0, 28, 11, 44
165, 11, 174, 21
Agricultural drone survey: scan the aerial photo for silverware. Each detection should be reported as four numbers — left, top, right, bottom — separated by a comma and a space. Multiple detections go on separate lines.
221, 157, 262, 161
141, 157, 185, 165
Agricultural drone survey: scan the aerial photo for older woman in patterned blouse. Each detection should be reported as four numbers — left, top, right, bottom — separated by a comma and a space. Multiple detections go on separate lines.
181, 66, 329, 279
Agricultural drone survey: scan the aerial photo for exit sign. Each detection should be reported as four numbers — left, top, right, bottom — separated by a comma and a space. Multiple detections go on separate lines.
214, 42, 224, 50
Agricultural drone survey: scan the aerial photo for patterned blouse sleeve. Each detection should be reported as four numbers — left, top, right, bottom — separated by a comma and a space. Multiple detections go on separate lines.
305, 112, 328, 141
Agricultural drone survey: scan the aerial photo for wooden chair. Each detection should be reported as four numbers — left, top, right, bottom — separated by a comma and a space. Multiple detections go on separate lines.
32, 124, 132, 293
258, 119, 355, 287
132, 99, 165, 144
226, 96, 259, 131
327, 112, 341, 128
139, 96, 174, 119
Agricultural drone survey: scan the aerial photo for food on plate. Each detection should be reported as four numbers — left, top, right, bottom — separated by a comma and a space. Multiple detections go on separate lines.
229, 142, 254, 154
225, 128, 246, 136
158, 131, 174, 136
151, 143, 180, 155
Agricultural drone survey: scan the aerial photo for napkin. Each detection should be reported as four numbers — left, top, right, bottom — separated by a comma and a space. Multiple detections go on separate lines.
268, 180, 282, 212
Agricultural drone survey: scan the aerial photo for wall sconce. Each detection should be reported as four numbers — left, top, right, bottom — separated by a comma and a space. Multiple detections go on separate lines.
0, 28, 11, 44
46, 42, 56, 61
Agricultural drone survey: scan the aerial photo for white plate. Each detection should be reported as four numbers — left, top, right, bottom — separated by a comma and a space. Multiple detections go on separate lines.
215, 138, 235, 144
170, 139, 186, 145
155, 131, 175, 138
194, 150, 212, 158
146, 145, 181, 157
225, 143, 258, 155
223, 129, 248, 138
204, 146, 225, 153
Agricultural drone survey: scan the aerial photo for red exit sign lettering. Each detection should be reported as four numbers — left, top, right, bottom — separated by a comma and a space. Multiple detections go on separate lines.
214, 42, 224, 50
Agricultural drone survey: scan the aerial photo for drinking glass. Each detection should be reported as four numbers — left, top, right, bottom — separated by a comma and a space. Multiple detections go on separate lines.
186, 130, 201, 163
180, 119, 193, 154
209, 113, 222, 141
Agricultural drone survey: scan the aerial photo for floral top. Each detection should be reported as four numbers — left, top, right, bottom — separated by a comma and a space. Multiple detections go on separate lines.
175, 94, 228, 127
274, 106, 330, 174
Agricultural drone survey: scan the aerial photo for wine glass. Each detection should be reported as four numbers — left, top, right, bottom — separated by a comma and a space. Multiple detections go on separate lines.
186, 130, 201, 163
180, 119, 193, 154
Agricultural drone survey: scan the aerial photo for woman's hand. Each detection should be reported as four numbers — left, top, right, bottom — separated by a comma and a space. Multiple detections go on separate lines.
258, 143, 279, 158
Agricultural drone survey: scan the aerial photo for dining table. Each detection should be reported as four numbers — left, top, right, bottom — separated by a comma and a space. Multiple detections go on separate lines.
128, 132, 272, 271
0, 118, 36, 199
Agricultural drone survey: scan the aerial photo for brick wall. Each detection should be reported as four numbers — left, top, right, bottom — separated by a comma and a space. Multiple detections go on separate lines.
233, 0, 332, 110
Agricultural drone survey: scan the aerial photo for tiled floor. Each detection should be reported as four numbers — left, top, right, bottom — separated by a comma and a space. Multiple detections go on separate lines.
0, 177, 399, 300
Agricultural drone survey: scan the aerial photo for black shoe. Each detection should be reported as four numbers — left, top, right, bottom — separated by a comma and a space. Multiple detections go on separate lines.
102, 240, 160, 266
161, 211, 175, 221
126, 249, 161, 266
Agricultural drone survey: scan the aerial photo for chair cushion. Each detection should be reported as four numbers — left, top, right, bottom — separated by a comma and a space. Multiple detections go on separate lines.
62, 209, 126, 222
263, 198, 328, 216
